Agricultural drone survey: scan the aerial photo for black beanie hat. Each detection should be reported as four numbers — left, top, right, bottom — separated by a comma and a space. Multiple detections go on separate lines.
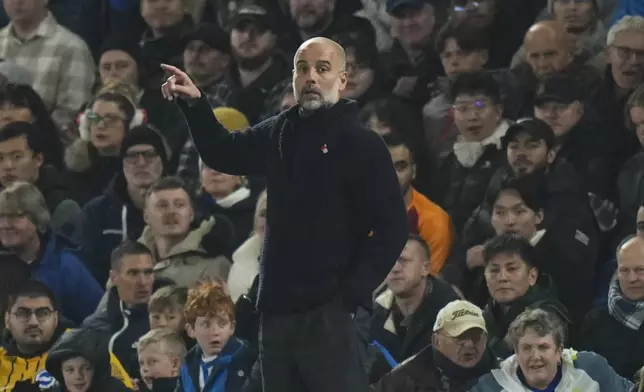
100, 37, 144, 66
120, 126, 168, 169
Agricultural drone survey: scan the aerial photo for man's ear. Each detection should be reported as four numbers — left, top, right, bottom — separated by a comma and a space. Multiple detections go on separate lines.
34, 152, 43, 169
535, 209, 544, 226
411, 163, 417, 182
546, 149, 557, 164
109, 269, 118, 286
171, 355, 182, 372
528, 267, 538, 286
432, 333, 440, 348
338, 70, 348, 92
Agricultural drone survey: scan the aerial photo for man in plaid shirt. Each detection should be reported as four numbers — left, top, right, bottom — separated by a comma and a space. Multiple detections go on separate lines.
0, 0, 94, 137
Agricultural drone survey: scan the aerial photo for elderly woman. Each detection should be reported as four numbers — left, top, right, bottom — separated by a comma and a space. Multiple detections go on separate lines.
470, 308, 632, 391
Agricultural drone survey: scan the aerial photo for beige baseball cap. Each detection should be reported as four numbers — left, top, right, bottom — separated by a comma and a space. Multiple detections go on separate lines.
433, 300, 487, 337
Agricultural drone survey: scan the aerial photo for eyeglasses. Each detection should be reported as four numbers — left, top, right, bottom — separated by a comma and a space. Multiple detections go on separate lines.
124, 150, 159, 164
12, 307, 54, 323
612, 45, 644, 62
86, 111, 126, 127
453, 100, 491, 113
453, 0, 482, 12
555, 0, 593, 4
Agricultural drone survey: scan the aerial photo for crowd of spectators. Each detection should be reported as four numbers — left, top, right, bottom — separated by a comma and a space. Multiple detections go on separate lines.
2, 0, 644, 390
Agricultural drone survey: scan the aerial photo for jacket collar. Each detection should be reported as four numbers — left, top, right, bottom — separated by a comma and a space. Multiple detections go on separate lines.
285, 98, 360, 130
3, 11, 57, 41
139, 217, 214, 265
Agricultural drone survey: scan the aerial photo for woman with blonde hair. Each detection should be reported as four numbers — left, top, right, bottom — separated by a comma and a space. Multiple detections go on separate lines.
65, 82, 147, 203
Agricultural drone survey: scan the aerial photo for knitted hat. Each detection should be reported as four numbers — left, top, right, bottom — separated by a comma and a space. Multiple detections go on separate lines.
120, 125, 168, 169
213, 107, 250, 132
100, 37, 144, 67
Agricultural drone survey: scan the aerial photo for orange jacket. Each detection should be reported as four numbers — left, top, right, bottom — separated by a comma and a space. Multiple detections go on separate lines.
408, 188, 454, 275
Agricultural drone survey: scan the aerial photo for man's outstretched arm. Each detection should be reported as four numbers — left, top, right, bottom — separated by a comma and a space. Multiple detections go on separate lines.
162, 64, 271, 175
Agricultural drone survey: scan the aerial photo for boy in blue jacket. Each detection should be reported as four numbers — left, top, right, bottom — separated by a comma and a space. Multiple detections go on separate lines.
176, 281, 255, 392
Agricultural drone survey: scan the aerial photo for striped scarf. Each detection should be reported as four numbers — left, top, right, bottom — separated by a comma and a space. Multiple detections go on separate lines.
607, 277, 644, 331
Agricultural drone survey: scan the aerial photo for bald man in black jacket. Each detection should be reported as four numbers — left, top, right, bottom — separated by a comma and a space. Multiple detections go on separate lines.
161, 37, 407, 392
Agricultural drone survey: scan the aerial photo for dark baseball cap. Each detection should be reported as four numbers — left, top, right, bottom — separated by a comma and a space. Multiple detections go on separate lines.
387, 0, 430, 14
502, 118, 556, 149
228, 4, 275, 32
534, 74, 584, 106
183, 24, 231, 54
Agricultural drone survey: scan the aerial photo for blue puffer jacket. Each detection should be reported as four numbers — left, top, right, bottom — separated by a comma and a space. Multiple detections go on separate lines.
79, 174, 145, 287
32, 232, 104, 325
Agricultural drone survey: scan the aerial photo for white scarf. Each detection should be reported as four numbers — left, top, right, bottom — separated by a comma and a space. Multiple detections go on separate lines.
453, 121, 510, 168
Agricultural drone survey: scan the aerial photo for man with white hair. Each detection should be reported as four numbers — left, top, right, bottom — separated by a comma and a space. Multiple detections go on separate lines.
160, 37, 408, 392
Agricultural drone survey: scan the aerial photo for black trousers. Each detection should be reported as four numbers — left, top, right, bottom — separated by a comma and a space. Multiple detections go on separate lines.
258, 298, 370, 392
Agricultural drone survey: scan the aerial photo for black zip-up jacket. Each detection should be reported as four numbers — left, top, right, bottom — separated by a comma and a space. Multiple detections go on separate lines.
177, 96, 408, 314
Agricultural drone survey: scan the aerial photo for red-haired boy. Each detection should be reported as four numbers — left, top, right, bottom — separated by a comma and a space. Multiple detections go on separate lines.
177, 281, 255, 391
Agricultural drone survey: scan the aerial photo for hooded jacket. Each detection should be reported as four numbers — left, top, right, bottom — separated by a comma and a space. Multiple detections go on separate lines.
175, 336, 255, 392
0, 321, 132, 391
32, 232, 104, 325
79, 173, 145, 286
82, 286, 150, 376
138, 217, 232, 287
469, 349, 632, 392
483, 274, 570, 359
46, 328, 133, 392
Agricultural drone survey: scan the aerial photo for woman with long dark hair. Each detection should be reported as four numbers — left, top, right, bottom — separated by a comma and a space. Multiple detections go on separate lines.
0, 84, 64, 169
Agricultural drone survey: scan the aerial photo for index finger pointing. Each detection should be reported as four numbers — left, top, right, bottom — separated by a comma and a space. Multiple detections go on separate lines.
160, 64, 187, 80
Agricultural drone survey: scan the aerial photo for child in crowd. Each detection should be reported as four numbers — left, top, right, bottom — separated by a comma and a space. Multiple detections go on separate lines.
148, 285, 194, 349
179, 281, 255, 392
45, 328, 132, 392
136, 328, 186, 392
